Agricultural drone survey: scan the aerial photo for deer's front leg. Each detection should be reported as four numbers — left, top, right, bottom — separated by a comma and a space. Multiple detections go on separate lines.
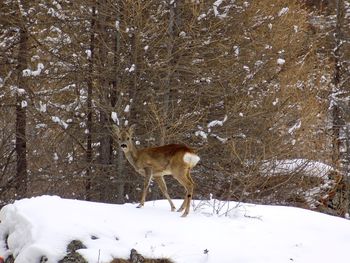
154, 177, 176, 212
137, 167, 153, 208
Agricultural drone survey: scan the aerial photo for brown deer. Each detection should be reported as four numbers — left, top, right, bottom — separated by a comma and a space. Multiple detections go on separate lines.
113, 125, 200, 217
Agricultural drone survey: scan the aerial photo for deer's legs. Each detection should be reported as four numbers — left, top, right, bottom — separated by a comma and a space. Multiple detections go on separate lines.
177, 170, 194, 213
137, 168, 153, 208
177, 200, 186, 213
154, 177, 176, 211
175, 169, 194, 217
177, 190, 188, 212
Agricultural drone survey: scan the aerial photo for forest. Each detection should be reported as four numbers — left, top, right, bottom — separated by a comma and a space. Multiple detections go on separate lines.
1, 0, 350, 217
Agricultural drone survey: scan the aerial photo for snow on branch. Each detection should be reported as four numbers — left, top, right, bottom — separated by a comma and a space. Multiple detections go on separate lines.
213, 0, 232, 19
52, 116, 68, 129
23, 63, 44, 77
111, 112, 119, 125
196, 115, 228, 143
278, 7, 289, 17
207, 115, 228, 130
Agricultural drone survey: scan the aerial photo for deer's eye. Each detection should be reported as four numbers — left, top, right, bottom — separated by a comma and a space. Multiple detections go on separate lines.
127, 137, 130, 140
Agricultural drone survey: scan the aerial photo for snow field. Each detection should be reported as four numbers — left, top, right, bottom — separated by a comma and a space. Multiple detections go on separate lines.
1, 196, 350, 263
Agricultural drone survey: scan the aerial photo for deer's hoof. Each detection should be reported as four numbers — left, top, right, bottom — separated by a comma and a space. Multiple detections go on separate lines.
136, 204, 143, 208
177, 207, 184, 213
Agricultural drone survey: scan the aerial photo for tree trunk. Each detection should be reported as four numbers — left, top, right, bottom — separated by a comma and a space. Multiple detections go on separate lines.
160, 0, 183, 144
15, 6, 29, 198
331, 0, 342, 169
331, 0, 350, 215
113, 5, 126, 204
96, 0, 113, 202
128, 26, 139, 123
86, 5, 96, 201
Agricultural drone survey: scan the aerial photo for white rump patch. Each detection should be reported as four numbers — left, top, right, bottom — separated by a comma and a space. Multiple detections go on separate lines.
183, 152, 200, 167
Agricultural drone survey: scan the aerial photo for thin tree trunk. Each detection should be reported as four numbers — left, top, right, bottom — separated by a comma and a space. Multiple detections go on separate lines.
331, 0, 350, 215
161, 0, 182, 144
97, 0, 113, 202
332, 0, 343, 168
163, 0, 176, 119
86, 5, 96, 201
113, 5, 126, 204
129, 27, 139, 123
15, 6, 29, 198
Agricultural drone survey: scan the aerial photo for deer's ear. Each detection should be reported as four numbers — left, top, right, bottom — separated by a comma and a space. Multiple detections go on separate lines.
129, 124, 136, 135
113, 125, 121, 136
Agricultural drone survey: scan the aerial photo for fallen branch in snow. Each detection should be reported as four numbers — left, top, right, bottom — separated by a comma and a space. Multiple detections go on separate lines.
111, 248, 174, 263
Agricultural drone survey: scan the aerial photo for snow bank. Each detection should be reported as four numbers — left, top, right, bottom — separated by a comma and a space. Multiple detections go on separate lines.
260, 159, 333, 178
1, 196, 350, 263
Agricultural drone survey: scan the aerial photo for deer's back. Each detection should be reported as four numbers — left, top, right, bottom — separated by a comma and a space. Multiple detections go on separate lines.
138, 144, 195, 173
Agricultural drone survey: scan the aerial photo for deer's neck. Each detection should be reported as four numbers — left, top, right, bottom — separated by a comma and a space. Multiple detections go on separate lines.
124, 143, 139, 170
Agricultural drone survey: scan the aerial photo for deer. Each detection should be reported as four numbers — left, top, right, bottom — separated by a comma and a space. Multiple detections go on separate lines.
113, 124, 200, 217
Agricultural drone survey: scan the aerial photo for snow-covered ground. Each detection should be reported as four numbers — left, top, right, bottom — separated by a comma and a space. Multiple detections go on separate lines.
1, 195, 350, 263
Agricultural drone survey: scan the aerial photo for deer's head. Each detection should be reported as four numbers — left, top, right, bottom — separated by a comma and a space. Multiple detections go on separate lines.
113, 124, 135, 152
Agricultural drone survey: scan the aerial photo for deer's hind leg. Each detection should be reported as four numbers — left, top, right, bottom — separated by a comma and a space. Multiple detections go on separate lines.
154, 176, 176, 211
174, 168, 194, 217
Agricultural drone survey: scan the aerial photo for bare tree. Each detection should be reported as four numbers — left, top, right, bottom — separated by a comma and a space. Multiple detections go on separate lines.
14, 0, 29, 198
85, 5, 96, 201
